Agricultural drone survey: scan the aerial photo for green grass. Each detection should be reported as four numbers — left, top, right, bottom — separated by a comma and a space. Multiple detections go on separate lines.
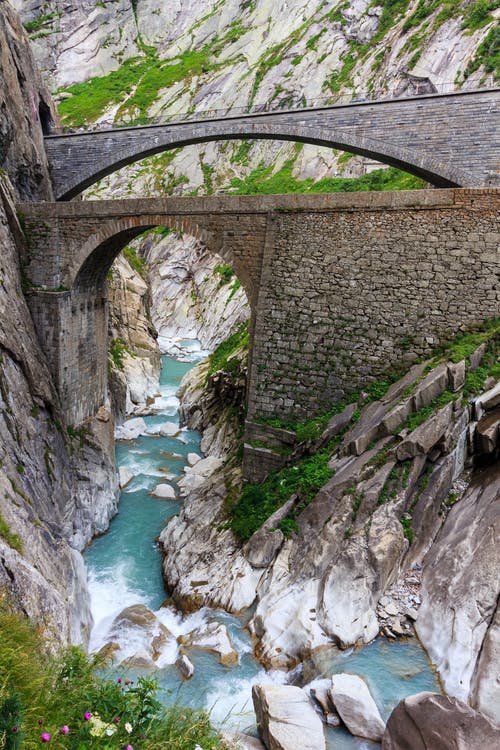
108, 338, 129, 371
122, 244, 147, 278
207, 322, 249, 378
226, 161, 427, 195
58, 33, 245, 127
0, 605, 228, 750
0, 514, 22, 553
228, 441, 336, 540
464, 25, 500, 79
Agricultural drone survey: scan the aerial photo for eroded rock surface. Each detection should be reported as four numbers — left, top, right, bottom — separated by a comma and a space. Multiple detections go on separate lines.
252, 684, 326, 750
381, 692, 500, 749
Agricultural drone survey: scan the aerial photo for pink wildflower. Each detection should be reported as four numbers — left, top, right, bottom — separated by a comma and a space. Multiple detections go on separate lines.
83, 711, 92, 721
41, 732, 51, 742
125, 745, 134, 750
12, 726, 18, 732
60, 726, 69, 735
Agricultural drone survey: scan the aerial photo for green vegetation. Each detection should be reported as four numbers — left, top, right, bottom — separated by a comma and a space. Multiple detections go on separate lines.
398, 389, 457, 433
58, 31, 246, 127
0, 604, 227, 749
23, 11, 61, 35
108, 338, 130, 371
207, 322, 249, 377
461, 0, 499, 31
214, 264, 235, 285
227, 159, 426, 195
122, 244, 146, 278
228, 440, 336, 540
0, 515, 22, 553
464, 26, 500, 79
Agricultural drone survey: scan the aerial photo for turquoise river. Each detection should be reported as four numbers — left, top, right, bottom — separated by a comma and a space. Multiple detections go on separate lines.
84, 353, 441, 749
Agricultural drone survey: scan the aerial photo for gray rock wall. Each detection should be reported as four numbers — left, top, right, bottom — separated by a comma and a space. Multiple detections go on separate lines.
0, 1, 118, 643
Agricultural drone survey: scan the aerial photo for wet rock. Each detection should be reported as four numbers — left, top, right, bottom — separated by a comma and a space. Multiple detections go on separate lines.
381, 692, 500, 749
180, 621, 238, 666
113, 604, 157, 629
151, 483, 176, 499
115, 417, 147, 440
175, 653, 195, 679
96, 641, 120, 663
252, 684, 326, 750
158, 422, 181, 437
118, 467, 134, 488
309, 682, 341, 726
330, 673, 385, 741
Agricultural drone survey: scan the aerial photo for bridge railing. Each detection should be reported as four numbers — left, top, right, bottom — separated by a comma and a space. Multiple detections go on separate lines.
49, 81, 467, 135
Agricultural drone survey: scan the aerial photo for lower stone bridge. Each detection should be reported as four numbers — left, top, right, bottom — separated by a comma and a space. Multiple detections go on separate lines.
19, 189, 500, 441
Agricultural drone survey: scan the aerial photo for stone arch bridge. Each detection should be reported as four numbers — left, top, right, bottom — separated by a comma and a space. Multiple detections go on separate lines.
44, 89, 500, 200
19, 189, 499, 446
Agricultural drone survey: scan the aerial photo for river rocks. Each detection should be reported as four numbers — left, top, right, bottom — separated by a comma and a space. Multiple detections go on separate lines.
151, 483, 176, 499
119, 467, 134, 488
415, 463, 500, 720
157, 422, 181, 437
109, 604, 175, 664
175, 653, 195, 679
187, 452, 202, 466
330, 673, 385, 741
252, 684, 326, 750
381, 692, 500, 749
179, 621, 238, 666
177, 455, 224, 495
115, 417, 147, 440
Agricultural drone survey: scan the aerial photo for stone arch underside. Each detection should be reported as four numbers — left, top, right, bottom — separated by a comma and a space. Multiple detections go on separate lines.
51, 123, 473, 201
73, 215, 219, 291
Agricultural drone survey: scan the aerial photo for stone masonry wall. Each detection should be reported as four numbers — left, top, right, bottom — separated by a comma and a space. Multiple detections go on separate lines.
247, 189, 499, 420
19, 189, 500, 425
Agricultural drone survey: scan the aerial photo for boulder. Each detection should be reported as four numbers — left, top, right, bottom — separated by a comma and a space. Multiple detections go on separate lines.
151, 482, 176, 499
158, 422, 181, 437
179, 621, 238, 666
118, 466, 134, 488
252, 684, 326, 750
475, 408, 500, 455
447, 360, 466, 392
396, 402, 454, 460
415, 463, 500, 717
381, 692, 500, 749
412, 363, 449, 410
175, 653, 194, 679
329, 673, 385, 741
115, 417, 147, 440
187, 452, 202, 466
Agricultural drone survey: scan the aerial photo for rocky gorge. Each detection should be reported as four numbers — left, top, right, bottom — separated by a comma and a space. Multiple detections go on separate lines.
0, 0, 499, 747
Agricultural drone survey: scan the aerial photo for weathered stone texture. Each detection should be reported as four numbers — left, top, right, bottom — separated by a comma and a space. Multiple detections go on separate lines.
44, 88, 500, 200
18, 189, 500, 424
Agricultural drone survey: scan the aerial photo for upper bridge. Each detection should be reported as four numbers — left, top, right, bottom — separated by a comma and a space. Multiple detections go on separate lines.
44, 89, 500, 200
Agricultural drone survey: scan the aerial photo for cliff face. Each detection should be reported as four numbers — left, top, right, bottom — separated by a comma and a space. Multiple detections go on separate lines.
0, 0, 56, 200
0, 1, 118, 644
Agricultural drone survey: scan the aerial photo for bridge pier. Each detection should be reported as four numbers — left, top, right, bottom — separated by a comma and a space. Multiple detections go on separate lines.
27, 288, 108, 425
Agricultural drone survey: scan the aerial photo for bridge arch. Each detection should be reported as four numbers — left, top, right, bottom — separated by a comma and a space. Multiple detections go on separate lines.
72, 215, 219, 291
44, 89, 500, 200
51, 123, 468, 201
